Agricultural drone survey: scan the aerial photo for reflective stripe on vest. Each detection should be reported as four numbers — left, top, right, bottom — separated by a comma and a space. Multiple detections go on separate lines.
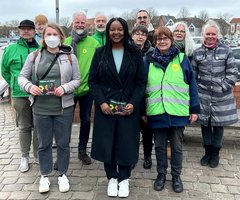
146, 53, 190, 116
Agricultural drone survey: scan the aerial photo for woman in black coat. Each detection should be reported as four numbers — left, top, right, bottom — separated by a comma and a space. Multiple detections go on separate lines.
88, 17, 146, 198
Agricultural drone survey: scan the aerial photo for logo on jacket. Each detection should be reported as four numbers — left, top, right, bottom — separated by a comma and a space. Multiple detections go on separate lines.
82, 49, 87, 53
172, 64, 180, 72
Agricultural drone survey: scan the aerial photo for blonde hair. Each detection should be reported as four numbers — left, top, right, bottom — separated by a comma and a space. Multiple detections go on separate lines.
35, 14, 48, 24
202, 19, 222, 39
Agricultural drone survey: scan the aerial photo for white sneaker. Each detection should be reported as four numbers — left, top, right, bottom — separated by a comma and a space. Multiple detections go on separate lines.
58, 174, 70, 193
107, 178, 118, 197
39, 176, 50, 193
19, 157, 29, 172
118, 179, 129, 198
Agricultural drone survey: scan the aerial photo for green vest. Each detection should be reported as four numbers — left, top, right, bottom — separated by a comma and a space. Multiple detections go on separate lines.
146, 53, 190, 116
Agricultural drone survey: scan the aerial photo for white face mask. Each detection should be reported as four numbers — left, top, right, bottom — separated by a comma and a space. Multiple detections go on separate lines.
45, 35, 60, 48
76, 29, 84, 35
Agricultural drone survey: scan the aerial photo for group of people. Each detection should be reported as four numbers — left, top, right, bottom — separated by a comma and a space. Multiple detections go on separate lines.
1, 8, 238, 198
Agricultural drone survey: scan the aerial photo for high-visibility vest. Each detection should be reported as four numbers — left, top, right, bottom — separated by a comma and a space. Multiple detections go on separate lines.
146, 53, 190, 116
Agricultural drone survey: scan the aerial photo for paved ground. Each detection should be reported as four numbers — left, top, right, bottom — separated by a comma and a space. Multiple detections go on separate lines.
1, 100, 240, 200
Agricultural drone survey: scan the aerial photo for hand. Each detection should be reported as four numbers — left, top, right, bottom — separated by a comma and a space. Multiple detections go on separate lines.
100, 102, 113, 115
29, 85, 42, 96
189, 114, 198, 124
123, 103, 134, 115
54, 86, 64, 96
141, 116, 147, 123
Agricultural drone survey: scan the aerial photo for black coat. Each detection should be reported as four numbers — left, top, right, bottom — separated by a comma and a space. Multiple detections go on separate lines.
88, 46, 146, 165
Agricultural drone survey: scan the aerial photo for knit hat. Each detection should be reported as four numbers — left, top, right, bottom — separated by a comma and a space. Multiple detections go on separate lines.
18, 20, 35, 29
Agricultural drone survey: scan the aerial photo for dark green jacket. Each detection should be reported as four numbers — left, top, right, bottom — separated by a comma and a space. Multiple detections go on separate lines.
1, 38, 39, 97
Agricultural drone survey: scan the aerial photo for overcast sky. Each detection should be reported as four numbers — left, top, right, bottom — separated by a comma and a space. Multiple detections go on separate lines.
1, 0, 239, 24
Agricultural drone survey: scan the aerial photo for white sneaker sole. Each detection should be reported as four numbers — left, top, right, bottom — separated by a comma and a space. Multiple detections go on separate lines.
39, 186, 50, 193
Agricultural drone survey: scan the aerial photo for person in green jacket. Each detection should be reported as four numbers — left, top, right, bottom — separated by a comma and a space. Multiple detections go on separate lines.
1, 19, 40, 173
92, 12, 107, 46
64, 11, 100, 165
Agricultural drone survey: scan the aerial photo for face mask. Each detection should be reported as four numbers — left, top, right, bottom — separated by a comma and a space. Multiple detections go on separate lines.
45, 35, 60, 48
76, 29, 84, 35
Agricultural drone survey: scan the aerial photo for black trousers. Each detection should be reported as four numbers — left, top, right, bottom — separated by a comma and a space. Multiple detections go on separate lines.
154, 127, 184, 176
140, 118, 153, 157
104, 163, 132, 182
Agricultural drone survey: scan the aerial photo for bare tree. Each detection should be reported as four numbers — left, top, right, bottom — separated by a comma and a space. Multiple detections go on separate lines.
198, 9, 209, 22
217, 12, 233, 22
146, 7, 158, 19
177, 7, 191, 19
9, 20, 19, 27
60, 17, 71, 27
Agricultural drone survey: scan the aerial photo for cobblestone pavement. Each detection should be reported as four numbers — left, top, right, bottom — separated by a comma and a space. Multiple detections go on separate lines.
1, 100, 240, 200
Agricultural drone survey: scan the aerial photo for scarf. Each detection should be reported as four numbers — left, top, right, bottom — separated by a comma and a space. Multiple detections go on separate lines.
153, 45, 179, 68
71, 29, 88, 55
203, 41, 217, 49
173, 40, 185, 53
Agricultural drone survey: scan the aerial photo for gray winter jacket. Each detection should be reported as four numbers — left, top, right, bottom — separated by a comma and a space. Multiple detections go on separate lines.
191, 41, 238, 126
18, 47, 81, 108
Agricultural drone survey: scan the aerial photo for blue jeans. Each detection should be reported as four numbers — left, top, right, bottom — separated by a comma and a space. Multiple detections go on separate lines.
201, 121, 224, 147
154, 127, 184, 176
33, 110, 73, 175
74, 92, 93, 153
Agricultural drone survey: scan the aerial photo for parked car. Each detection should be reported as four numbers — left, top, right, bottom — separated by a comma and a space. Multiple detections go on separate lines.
232, 47, 240, 80
1, 36, 20, 50
192, 36, 203, 49
0, 38, 9, 47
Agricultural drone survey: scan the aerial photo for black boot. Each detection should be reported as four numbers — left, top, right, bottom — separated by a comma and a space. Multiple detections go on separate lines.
200, 145, 212, 166
154, 173, 166, 191
143, 156, 152, 169
172, 175, 183, 193
209, 146, 221, 168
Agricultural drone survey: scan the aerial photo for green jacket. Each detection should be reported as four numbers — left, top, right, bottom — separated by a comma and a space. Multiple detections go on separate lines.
92, 31, 106, 46
1, 38, 39, 97
64, 36, 100, 96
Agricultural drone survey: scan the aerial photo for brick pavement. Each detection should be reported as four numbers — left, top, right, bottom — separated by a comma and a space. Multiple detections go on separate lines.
1, 100, 240, 200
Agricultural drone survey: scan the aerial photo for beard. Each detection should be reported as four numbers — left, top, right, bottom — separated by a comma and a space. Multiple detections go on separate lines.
95, 27, 106, 33
76, 29, 84, 35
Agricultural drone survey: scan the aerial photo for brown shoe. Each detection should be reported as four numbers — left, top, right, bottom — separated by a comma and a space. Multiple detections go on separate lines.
78, 151, 91, 165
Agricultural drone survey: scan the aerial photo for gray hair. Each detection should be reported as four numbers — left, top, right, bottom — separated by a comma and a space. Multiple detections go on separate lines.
72, 11, 86, 21
172, 21, 195, 56
202, 19, 222, 39
94, 12, 108, 22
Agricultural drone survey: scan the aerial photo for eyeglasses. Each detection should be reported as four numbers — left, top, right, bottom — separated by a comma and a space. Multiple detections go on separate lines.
137, 16, 148, 20
133, 32, 147, 37
157, 37, 170, 42
173, 30, 185, 33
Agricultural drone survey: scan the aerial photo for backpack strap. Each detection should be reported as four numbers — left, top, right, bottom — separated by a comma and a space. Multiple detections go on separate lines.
33, 49, 40, 63
67, 53, 72, 65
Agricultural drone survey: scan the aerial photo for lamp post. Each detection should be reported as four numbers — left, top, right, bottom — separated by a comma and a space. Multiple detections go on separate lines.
84, 9, 88, 18
56, 0, 59, 24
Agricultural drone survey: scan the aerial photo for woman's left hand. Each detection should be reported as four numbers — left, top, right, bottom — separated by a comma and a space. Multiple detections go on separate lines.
123, 103, 134, 115
189, 114, 198, 124
54, 86, 64, 97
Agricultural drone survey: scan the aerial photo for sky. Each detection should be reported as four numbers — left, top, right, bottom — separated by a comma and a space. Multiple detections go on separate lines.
1, 0, 239, 24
